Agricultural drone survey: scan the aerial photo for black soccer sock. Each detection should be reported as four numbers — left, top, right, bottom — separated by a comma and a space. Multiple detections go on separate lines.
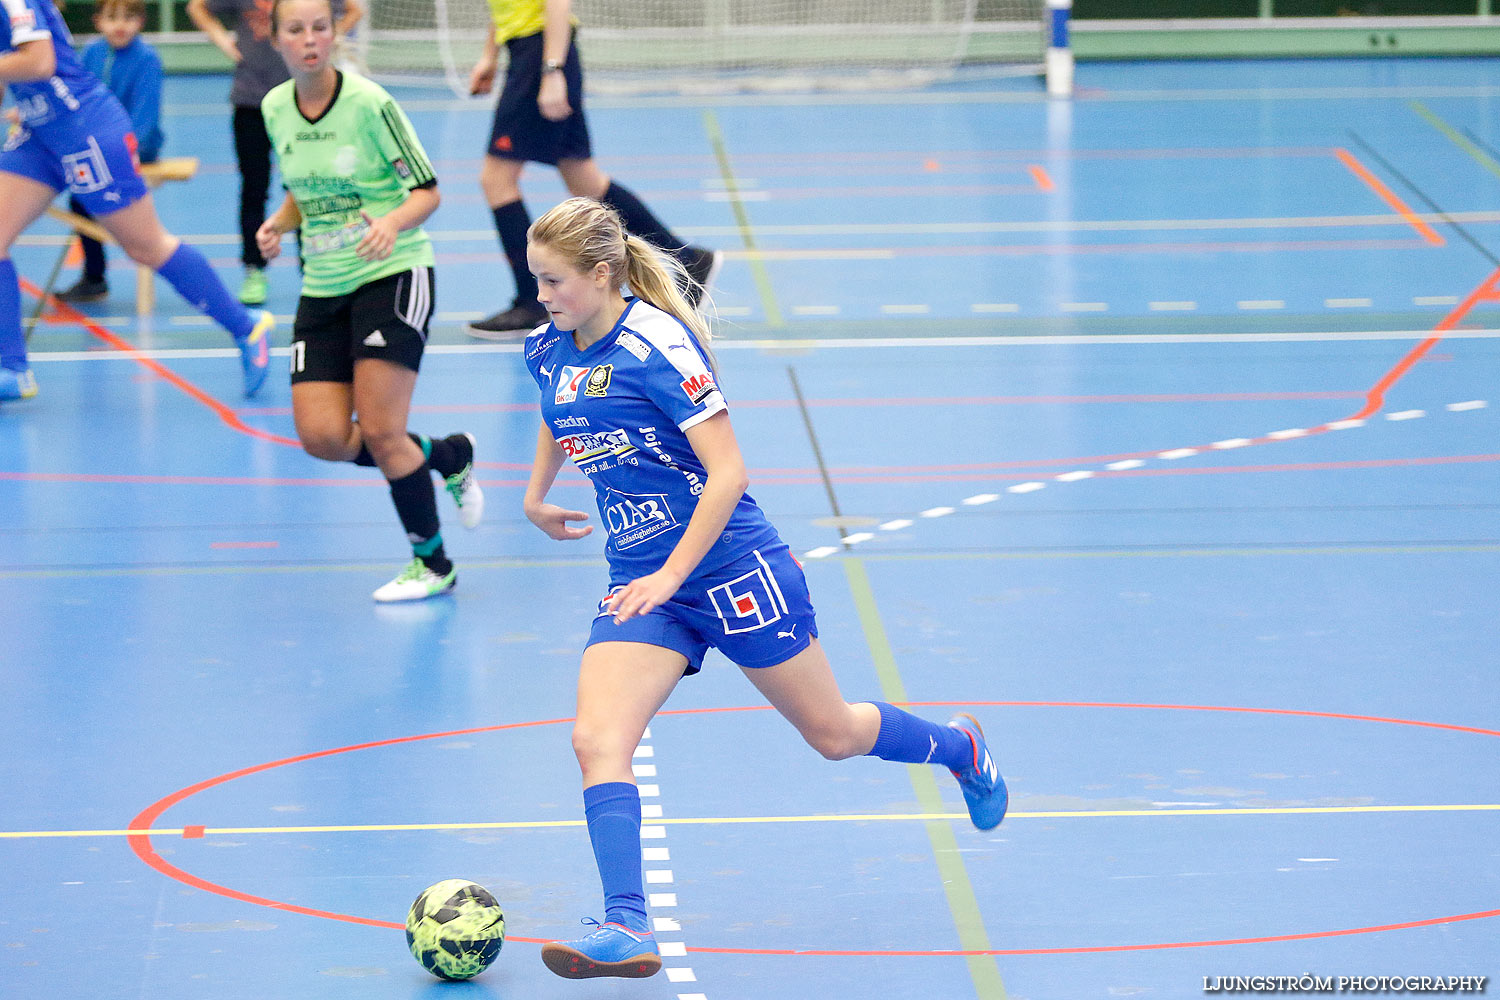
354, 433, 444, 472
387, 463, 450, 575
80, 236, 107, 282
491, 199, 537, 305
602, 181, 682, 253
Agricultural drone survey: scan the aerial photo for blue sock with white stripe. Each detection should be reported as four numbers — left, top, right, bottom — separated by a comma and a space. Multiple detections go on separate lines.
866, 702, 972, 771
583, 781, 649, 933
156, 243, 255, 341
0, 259, 26, 371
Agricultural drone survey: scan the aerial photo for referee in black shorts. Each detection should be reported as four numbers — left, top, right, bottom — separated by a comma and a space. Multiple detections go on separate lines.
464, 0, 721, 340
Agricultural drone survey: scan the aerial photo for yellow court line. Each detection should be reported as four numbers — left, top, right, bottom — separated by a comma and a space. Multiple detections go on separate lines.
7, 804, 1497, 841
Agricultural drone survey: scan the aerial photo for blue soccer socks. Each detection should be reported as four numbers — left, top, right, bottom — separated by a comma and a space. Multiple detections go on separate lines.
156, 243, 256, 342
583, 781, 649, 932
0, 259, 27, 374
866, 701, 973, 770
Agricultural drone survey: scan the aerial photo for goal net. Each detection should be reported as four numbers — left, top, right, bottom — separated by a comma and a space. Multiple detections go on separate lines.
353, 0, 1045, 97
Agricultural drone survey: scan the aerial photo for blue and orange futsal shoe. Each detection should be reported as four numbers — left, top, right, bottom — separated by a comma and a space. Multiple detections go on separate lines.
237, 310, 275, 397
541, 919, 661, 979
947, 713, 1008, 830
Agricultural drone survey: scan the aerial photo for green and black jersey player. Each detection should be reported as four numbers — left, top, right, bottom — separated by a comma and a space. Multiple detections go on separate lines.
258, 0, 483, 602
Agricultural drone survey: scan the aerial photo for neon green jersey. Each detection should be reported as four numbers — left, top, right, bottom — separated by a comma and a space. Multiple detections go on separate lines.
262, 71, 436, 298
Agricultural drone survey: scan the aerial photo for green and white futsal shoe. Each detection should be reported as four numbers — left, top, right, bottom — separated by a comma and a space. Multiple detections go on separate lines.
373, 558, 456, 603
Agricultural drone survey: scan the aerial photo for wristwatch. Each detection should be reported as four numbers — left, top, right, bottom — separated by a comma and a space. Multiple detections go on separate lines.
542, 58, 564, 75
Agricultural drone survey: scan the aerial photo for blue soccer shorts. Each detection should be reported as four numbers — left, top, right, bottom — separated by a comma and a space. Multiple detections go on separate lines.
587, 545, 819, 674
0, 94, 149, 216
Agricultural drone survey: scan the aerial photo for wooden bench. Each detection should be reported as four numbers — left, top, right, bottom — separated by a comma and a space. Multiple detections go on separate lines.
44, 156, 201, 319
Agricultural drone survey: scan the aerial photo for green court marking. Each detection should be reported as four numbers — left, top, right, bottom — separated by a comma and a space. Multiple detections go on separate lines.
702, 109, 784, 326
1410, 101, 1500, 182
843, 556, 1007, 1000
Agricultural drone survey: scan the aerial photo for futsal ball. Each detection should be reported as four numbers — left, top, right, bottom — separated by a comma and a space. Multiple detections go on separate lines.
404, 879, 506, 980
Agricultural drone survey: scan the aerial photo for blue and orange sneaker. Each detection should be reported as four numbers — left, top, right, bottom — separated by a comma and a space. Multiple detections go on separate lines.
541, 919, 661, 979
947, 713, 1008, 830
237, 310, 275, 397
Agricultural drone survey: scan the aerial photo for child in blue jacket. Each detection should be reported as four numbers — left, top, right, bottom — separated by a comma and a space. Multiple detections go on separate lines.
58, 0, 161, 303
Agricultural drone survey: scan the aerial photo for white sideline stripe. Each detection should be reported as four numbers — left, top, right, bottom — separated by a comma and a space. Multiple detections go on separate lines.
1212, 438, 1253, 449
1325, 297, 1372, 308
666, 969, 698, 983
1386, 409, 1425, 420
1056, 470, 1094, 481
1237, 300, 1285, 310
920, 506, 955, 518
28, 329, 1500, 363
1106, 459, 1145, 470
653, 917, 681, 931
1448, 400, 1488, 411
659, 942, 688, 957
842, 532, 875, 544
643, 847, 671, 861
962, 493, 1000, 505
641, 825, 667, 839
1267, 428, 1308, 439
1150, 301, 1197, 311
1158, 448, 1198, 459
632, 763, 658, 777
645, 870, 674, 884
1324, 419, 1365, 430
803, 546, 839, 559
1008, 482, 1045, 493
879, 519, 914, 530
633, 745, 655, 758
638, 784, 660, 797
649, 893, 678, 907
1415, 295, 1460, 305
642, 804, 664, 818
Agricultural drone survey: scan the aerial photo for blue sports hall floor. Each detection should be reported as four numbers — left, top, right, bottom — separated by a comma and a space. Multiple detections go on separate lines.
2, 56, 1497, 1000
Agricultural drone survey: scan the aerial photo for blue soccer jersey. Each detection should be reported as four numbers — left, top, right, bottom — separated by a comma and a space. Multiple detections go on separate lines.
1, 0, 106, 129
526, 298, 782, 585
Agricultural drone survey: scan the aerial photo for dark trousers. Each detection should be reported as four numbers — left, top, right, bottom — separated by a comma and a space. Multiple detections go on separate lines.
67, 196, 108, 281
233, 105, 274, 269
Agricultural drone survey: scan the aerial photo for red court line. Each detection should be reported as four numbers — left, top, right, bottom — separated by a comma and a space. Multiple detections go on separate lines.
123, 702, 1499, 955
19, 277, 298, 448
1333, 148, 1445, 247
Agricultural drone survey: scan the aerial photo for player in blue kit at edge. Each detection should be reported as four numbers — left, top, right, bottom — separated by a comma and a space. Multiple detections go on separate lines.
0, 0, 275, 402
521, 197, 1009, 981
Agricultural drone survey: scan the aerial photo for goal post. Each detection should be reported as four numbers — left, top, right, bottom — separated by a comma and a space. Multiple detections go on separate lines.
353, 0, 1048, 97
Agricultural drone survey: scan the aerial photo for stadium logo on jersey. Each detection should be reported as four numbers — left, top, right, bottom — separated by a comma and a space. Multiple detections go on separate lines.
553, 415, 589, 430
555, 365, 592, 405
558, 427, 636, 465
617, 331, 651, 361
679, 371, 717, 405
584, 365, 612, 397
61, 138, 113, 195
602, 489, 678, 550
708, 562, 790, 634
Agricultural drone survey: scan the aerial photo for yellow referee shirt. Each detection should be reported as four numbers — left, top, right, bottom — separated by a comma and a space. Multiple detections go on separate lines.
487, 0, 577, 45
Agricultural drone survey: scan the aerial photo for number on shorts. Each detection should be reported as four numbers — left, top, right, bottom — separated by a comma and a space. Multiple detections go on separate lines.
291, 339, 306, 374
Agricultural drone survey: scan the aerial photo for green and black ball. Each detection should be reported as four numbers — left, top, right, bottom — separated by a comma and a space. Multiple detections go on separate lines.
404, 879, 505, 980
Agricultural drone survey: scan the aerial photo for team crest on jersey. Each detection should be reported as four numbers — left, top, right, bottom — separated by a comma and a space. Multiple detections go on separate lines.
556, 365, 592, 404
392, 156, 411, 179
616, 331, 651, 361
601, 488, 678, 550
584, 364, 612, 397
679, 371, 717, 405
708, 561, 789, 634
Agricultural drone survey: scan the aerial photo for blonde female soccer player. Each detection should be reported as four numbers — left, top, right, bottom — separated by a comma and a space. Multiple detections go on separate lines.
521, 197, 1007, 980
257, 0, 481, 601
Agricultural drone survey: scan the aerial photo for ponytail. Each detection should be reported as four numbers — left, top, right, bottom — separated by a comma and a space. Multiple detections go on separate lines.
621, 234, 717, 372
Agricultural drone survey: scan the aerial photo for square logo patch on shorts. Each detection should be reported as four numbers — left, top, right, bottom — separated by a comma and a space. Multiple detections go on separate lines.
707, 565, 787, 634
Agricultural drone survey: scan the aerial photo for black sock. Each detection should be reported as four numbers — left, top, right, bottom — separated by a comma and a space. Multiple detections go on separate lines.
354, 433, 446, 472
492, 199, 537, 306
387, 464, 450, 574
602, 180, 682, 253
426, 434, 463, 479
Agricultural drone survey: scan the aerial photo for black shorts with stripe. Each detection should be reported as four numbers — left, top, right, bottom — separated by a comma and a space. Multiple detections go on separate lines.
290, 267, 434, 383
